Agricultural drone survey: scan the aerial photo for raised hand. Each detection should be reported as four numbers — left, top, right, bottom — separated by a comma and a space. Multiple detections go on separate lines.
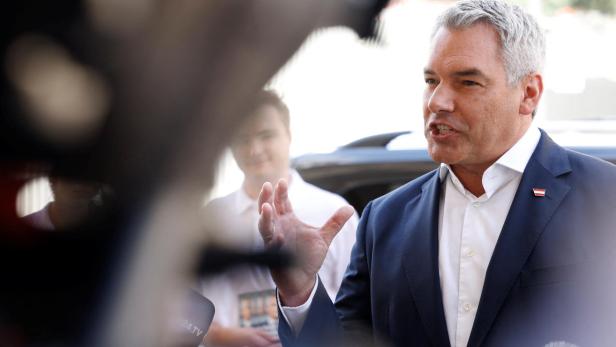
258, 179, 354, 307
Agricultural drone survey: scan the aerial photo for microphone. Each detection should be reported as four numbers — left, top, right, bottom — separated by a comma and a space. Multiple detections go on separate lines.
171, 290, 215, 347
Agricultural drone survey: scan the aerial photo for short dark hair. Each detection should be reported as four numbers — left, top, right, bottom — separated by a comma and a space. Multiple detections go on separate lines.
249, 90, 290, 130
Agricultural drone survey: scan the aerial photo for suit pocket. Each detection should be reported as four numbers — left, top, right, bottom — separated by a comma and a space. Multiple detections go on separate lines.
519, 263, 583, 288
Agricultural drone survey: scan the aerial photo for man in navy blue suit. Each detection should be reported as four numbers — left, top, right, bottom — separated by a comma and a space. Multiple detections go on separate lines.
257, 1, 616, 346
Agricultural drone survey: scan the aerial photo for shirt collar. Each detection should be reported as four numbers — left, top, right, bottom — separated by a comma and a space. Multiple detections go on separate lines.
234, 185, 257, 215
493, 124, 541, 174
437, 125, 541, 198
438, 125, 540, 180
288, 170, 302, 193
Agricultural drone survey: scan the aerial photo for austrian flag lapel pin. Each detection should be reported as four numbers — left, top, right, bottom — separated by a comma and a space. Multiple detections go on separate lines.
532, 188, 546, 197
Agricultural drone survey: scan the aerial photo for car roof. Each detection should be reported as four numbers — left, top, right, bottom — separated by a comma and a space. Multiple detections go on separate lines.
387, 121, 616, 150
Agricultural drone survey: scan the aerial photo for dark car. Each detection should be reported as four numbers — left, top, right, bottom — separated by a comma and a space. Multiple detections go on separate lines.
292, 129, 616, 215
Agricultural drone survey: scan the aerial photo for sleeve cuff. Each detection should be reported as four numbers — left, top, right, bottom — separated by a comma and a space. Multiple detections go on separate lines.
277, 275, 319, 336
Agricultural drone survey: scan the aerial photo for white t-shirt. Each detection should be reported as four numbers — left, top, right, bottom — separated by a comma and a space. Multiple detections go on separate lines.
201, 171, 358, 330
22, 203, 55, 230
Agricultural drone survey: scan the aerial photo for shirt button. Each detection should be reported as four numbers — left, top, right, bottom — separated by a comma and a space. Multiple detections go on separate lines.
463, 303, 472, 312
472, 202, 481, 207
465, 249, 475, 258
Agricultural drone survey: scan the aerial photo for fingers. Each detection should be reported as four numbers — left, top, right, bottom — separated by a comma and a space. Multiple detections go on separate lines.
258, 182, 274, 214
320, 205, 355, 245
258, 181, 287, 249
250, 334, 273, 347
254, 329, 279, 343
274, 179, 293, 215
251, 330, 279, 347
258, 179, 292, 216
258, 202, 275, 245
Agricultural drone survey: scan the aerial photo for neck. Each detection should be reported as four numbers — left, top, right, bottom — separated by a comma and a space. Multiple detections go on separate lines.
48, 201, 72, 229
451, 121, 530, 197
48, 201, 90, 229
451, 122, 532, 197
450, 164, 490, 197
48, 202, 59, 228
242, 182, 261, 200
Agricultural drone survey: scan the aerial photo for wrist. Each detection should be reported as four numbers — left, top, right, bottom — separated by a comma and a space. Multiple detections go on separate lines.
278, 277, 316, 307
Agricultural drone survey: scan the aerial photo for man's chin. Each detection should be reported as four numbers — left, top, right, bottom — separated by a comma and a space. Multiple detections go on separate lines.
247, 171, 276, 184
245, 165, 269, 177
427, 143, 466, 164
428, 151, 456, 165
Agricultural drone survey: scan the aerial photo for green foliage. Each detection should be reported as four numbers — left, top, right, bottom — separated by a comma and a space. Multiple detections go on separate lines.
543, 0, 572, 14
544, 0, 616, 14
482, 0, 615, 15
572, 0, 616, 13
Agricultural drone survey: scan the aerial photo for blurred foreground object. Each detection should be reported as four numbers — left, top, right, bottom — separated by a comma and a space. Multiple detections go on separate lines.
166, 290, 215, 347
0, 0, 388, 346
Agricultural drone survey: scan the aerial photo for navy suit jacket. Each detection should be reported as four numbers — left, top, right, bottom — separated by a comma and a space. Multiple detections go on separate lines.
280, 131, 616, 347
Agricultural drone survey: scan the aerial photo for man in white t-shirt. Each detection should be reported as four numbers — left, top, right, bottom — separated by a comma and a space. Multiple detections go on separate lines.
22, 176, 101, 230
201, 90, 358, 347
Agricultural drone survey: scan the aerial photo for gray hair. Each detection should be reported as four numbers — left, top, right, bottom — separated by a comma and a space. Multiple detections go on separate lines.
433, 0, 545, 85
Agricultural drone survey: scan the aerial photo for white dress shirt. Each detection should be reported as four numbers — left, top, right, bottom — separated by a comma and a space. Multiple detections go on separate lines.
201, 170, 358, 329
438, 125, 540, 347
281, 126, 541, 347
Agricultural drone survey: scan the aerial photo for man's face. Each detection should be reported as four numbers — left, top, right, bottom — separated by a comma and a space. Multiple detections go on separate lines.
51, 178, 99, 209
423, 23, 530, 171
231, 105, 291, 184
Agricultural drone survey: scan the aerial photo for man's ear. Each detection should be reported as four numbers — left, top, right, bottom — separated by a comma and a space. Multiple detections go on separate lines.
519, 73, 543, 116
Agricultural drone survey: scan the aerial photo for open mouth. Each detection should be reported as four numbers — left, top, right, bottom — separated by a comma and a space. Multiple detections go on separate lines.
429, 123, 456, 138
434, 124, 453, 135
248, 159, 268, 167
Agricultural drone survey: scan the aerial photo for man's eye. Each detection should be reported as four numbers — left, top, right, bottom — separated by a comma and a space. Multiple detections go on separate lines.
259, 132, 275, 140
237, 137, 250, 144
462, 80, 480, 86
425, 78, 437, 85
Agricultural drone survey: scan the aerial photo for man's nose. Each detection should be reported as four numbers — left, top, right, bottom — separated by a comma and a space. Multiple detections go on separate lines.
248, 138, 263, 156
427, 84, 455, 114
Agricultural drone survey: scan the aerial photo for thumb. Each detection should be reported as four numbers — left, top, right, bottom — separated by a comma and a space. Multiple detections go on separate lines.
320, 205, 355, 246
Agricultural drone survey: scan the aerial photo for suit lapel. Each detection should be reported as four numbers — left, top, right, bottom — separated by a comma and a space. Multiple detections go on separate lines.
402, 171, 451, 347
468, 132, 572, 346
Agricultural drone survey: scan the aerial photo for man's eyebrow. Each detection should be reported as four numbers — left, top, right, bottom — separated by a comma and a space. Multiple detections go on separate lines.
423, 68, 488, 79
452, 68, 488, 79
257, 129, 275, 135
